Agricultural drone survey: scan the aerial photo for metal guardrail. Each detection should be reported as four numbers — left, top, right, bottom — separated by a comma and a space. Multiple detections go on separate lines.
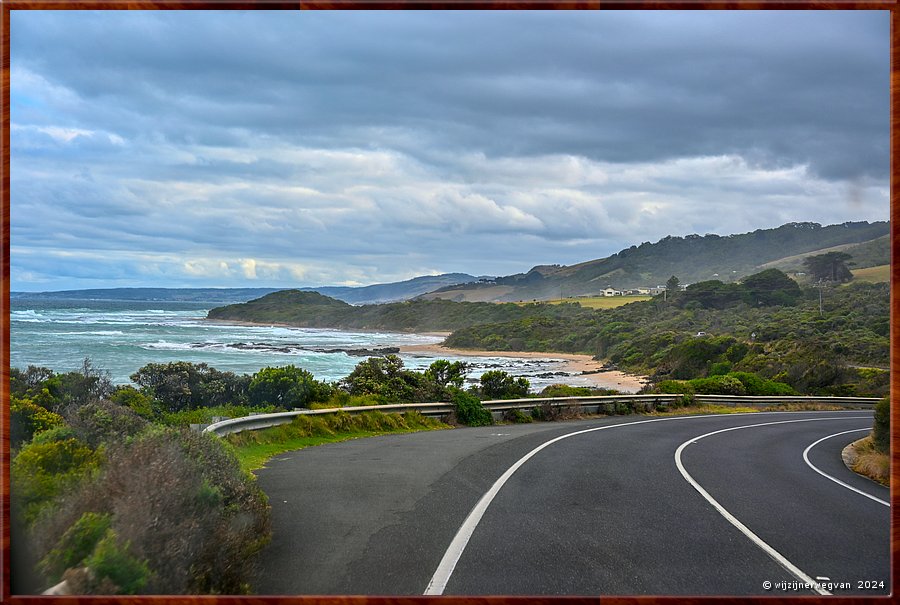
693, 395, 878, 408
201, 393, 877, 437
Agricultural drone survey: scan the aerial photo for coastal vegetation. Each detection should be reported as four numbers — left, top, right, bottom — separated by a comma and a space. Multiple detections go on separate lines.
208, 289, 594, 331
445, 277, 888, 398
8, 355, 563, 595
10, 364, 272, 595
848, 396, 891, 486
208, 269, 888, 398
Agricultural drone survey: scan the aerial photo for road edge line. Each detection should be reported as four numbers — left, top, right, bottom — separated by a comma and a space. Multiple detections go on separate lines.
674, 416, 871, 596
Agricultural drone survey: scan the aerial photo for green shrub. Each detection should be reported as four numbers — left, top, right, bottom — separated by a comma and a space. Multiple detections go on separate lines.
159, 404, 277, 427
539, 384, 592, 398
655, 380, 693, 395
12, 437, 101, 524
29, 427, 271, 594
249, 365, 333, 408
10, 396, 65, 450
873, 395, 889, 453
39, 512, 112, 583
689, 375, 747, 395
478, 370, 530, 400
70, 400, 149, 447
110, 387, 155, 419
453, 391, 493, 426
82, 530, 150, 595
503, 408, 533, 423
727, 372, 796, 396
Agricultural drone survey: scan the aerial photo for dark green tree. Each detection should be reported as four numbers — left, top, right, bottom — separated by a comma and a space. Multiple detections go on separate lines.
665, 275, 680, 292
248, 365, 332, 409
340, 355, 422, 402
423, 360, 468, 389
130, 362, 249, 413
740, 269, 802, 306
478, 370, 530, 399
803, 252, 853, 283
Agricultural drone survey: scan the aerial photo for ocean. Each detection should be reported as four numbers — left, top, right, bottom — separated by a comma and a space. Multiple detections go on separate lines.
10, 298, 593, 392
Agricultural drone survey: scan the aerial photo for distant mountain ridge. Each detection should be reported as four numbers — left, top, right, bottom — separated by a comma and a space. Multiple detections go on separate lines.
11, 273, 479, 305
420, 221, 890, 303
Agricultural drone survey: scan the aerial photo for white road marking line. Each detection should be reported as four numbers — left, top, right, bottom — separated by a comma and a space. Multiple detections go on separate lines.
674, 416, 869, 596
423, 411, 865, 595
802, 428, 890, 507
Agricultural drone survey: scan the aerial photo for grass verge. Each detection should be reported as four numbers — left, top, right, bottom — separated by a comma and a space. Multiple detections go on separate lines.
847, 435, 889, 486
646, 404, 761, 416
224, 410, 448, 473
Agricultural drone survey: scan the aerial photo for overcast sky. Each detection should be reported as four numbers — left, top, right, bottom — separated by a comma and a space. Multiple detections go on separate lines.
10, 10, 889, 291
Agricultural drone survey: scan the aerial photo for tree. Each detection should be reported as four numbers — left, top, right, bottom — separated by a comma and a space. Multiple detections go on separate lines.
423, 360, 468, 389
248, 366, 332, 409
665, 276, 680, 292
130, 362, 250, 413
340, 355, 422, 402
739, 269, 802, 306
803, 252, 853, 283
478, 370, 530, 400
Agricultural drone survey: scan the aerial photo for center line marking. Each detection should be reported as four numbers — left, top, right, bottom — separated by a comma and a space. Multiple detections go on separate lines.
675, 416, 869, 596
424, 411, 867, 595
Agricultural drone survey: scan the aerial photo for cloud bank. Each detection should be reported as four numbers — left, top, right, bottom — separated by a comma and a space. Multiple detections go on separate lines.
10, 10, 889, 290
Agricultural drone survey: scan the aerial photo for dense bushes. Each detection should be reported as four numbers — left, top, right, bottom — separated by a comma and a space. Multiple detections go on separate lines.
23, 427, 270, 595
452, 391, 493, 427
478, 370, 529, 399
445, 280, 888, 396
249, 365, 333, 408
873, 396, 890, 453
10, 362, 273, 595
11, 396, 65, 450
653, 373, 795, 397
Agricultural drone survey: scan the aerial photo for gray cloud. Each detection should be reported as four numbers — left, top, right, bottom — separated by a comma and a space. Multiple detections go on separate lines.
10, 10, 889, 290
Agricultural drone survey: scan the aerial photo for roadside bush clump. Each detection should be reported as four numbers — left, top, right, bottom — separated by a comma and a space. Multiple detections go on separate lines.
38, 512, 113, 583
688, 375, 747, 395
727, 372, 795, 395
531, 402, 581, 421
68, 400, 149, 448
64, 529, 150, 595
30, 427, 271, 595
478, 370, 530, 400
159, 404, 278, 427
503, 408, 533, 423
453, 391, 493, 426
539, 384, 592, 398
12, 437, 102, 525
873, 395, 890, 453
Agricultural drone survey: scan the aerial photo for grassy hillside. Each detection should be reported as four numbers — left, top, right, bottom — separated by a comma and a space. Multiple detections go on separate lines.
851, 264, 890, 283
760, 234, 889, 274
424, 221, 889, 302
208, 289, 594, 332
540, 295, 652, 309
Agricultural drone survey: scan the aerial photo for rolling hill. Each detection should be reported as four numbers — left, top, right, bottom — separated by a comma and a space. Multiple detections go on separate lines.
419, 221, 889, 303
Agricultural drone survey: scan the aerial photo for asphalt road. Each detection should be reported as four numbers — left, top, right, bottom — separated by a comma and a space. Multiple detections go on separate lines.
252, 411, 890, 596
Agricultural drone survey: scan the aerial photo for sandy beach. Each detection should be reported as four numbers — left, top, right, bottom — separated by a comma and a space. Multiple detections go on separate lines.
400, 341, 648, 393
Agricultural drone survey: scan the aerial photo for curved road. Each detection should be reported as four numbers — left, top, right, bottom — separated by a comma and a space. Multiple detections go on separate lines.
252, 411, 890, 596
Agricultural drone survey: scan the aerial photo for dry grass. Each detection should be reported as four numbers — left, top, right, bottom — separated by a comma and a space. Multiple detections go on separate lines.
851, 264, 890, 283
646, 404, 760, 416
534, 295, 652, 309
759, 403, 846, 412
849, 436, 890, 486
